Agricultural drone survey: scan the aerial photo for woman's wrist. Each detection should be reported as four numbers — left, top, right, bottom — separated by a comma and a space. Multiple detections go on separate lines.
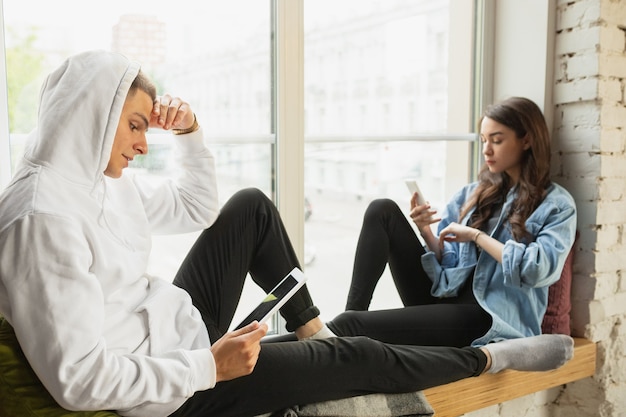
419, 226, 435, 241
473, 230, 484, 245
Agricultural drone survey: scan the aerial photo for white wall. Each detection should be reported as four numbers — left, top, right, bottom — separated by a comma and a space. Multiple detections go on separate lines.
552, 0, 626, 415
490, 0, 556, 126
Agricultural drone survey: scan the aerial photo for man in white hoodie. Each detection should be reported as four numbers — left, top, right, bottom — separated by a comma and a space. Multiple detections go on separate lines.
0, 50, 574, 417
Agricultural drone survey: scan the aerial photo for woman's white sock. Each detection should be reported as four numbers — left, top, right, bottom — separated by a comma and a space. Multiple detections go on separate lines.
484, 334, 574, 374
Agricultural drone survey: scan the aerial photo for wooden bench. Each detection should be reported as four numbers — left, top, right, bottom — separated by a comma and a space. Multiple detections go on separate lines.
423, 337, 596, 417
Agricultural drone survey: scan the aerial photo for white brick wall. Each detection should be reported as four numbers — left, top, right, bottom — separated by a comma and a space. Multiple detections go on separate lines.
552, 0, 626, 416
464, 1, 626, 416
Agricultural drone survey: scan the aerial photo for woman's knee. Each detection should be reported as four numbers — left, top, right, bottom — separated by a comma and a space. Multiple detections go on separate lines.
327, 310, 365, 337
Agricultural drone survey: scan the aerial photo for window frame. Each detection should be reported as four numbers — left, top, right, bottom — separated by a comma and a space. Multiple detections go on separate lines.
0, 0, 10, 190
274, 0, 306, 262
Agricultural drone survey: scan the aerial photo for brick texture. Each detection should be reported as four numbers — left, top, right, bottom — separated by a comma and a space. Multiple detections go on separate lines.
549, 0, 624, 416
465, 1, 626, 416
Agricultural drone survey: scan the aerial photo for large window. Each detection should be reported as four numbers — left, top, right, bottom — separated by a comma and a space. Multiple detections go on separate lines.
1, 0, 480, 329
302, 0, 477, 318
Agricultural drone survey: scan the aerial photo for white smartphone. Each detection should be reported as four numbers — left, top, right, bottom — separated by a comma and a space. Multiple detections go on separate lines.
233, 267, 307, 330
405, 179, 427, 205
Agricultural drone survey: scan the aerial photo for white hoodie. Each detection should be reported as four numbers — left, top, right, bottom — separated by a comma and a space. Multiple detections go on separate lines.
0, 51, 220, 416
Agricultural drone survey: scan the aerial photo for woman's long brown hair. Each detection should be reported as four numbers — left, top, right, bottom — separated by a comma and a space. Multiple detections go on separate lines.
459, 97, 552, 242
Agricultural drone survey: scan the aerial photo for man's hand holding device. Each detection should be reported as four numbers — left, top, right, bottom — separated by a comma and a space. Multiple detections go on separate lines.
211, 321, 268, 382
212, 267, 308, 383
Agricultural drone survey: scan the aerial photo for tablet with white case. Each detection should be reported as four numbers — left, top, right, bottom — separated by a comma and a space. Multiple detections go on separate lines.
234, 267, 307, 330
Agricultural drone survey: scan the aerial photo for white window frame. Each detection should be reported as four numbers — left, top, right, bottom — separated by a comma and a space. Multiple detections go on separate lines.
0, 0, 10, 190
274, 0, 305, 262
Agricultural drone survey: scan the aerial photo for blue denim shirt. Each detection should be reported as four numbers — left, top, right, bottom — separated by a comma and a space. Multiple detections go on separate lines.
421, 181, 577, 347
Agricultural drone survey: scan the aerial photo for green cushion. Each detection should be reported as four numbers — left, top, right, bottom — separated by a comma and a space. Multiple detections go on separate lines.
0, 316, 119, 417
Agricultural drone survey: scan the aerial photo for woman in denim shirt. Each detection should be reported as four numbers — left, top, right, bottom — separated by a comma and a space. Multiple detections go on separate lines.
329, 97, 577, 348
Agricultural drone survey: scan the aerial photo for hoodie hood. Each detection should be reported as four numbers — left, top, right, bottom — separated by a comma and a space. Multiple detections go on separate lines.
23, 50, 141, 187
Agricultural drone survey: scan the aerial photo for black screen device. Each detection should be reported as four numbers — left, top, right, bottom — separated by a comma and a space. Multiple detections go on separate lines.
234, 267, 307, 330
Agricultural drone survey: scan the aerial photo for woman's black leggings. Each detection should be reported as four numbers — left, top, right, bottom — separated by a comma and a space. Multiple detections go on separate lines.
329, 198, 492, 348
170, 189, 488, 417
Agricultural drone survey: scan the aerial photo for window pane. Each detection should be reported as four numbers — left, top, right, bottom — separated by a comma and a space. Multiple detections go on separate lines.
303, 0, 474, 318
3, 0, 274, 328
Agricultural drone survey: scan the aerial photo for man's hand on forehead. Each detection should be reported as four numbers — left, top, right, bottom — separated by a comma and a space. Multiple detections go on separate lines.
151, 94, 194, 131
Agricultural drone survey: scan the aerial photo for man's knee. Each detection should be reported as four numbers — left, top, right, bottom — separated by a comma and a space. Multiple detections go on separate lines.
232, 187, 268, 204
227, 187, 274, 213
364, 198, 400, 219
